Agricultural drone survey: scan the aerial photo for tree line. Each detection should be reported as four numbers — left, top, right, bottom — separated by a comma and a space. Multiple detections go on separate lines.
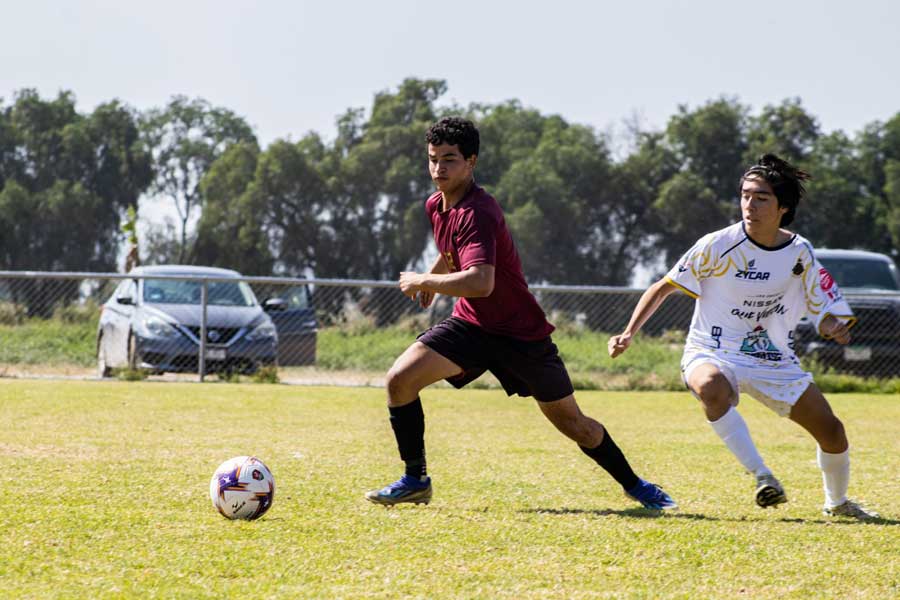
2, 79, 899, 294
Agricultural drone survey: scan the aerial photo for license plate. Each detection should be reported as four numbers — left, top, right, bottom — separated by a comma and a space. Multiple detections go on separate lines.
844, 346, 871, 362
205, 348, 226, 360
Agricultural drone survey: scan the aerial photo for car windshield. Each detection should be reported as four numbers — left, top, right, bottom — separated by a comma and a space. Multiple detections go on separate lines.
819, 258, 900, 291
143, 279, 257, 306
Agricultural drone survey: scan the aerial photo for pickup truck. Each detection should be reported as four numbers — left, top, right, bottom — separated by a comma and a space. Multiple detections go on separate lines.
794, 249, 900, 377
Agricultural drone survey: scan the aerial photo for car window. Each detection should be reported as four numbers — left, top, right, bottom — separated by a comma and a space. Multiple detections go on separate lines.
143, 279, 257, 306
208, 281, 257, 306
819, 258, 900, 291
282, 286, 311, 309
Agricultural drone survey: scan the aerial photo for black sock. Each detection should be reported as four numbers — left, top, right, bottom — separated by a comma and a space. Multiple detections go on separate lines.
580, 429, 640, 491
389, 397, 427, 480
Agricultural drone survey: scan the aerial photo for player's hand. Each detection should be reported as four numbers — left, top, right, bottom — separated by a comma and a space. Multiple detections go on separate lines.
399, 271, 422, 300
820, 315, 851, 345
608, 333, 632, 358
418, 291, 435, 309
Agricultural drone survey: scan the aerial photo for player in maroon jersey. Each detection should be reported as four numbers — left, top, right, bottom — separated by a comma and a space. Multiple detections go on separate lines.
365, 117, 676, 510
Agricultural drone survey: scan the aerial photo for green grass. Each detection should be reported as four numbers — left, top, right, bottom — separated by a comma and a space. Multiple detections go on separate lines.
317, 327, 414, 370
2, 319, 900, 392
0, 319, 96, 367
1, 380, 897, 598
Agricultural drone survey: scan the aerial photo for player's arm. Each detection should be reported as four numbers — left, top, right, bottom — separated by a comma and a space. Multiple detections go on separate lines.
819, 313, 851, 345
413, 254, 451, 308
608, 278, 680, 358
428, 253, 449, 275
400, 264, 495, 300
803, 254, 856, 343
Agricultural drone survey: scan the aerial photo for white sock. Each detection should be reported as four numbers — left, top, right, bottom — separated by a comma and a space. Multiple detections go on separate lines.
708, 406, 770, 477
817, 446, 850, 508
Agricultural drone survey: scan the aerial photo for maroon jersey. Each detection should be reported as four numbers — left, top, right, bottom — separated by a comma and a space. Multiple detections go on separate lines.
425, 184, 554, 341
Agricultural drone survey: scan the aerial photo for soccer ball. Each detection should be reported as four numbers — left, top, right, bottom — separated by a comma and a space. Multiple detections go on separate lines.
209, 456, 275, 520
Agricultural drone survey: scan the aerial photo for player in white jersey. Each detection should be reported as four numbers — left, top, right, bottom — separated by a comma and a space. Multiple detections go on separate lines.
608, 154, 879, 520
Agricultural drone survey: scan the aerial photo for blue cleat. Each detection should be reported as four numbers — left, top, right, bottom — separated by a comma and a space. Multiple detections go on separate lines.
626, 479, 678, 510
365, 475, 432, 506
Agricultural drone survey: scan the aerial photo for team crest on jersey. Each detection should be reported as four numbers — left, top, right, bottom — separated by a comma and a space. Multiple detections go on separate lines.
739, 326, 783, 361
792, 259, 804, 276
443, 251, 457, 272
735, 259, 771, 281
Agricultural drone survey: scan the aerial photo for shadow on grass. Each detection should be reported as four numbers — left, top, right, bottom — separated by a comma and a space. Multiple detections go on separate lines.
519, 507, 899, 526
519, 507, 717, 521
775, 516, 900, 527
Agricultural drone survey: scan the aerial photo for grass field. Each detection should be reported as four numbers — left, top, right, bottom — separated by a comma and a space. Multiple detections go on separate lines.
2, 318, 899, 393
1, 380, 897, 599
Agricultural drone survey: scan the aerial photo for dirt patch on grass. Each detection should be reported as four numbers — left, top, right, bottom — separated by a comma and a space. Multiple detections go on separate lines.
0, 363, 393, 387
0, 363, 682, 391
0, 362, 96, 378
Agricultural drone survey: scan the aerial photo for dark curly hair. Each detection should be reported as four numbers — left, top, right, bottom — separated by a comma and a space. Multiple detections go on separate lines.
740, 153, 811, 227
425, 117, 480, 159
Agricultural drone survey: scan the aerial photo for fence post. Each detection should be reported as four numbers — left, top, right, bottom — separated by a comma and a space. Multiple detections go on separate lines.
199, 280, 208, 382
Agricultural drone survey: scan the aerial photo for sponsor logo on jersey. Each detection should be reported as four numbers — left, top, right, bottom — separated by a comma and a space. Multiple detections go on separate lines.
735, 258, 770, 281
742, 295, 783, 308
731, 301, 786, 322
820, 268, 834, 290
739, 326, 783, 361
819, 267, 843, 301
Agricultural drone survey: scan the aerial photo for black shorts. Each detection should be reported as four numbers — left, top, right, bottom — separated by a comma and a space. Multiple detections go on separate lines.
416, 317, 574, 402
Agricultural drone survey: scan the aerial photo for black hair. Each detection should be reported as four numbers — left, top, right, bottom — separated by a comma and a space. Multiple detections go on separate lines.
425, 117, 480, 159
740, 153, 811, 227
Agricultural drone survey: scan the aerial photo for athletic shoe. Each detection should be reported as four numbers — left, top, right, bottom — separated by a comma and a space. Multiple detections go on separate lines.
625, 479, 678, 510
365, 475, 432, 506
755, 473, 788, 508
824, 500, 880, 520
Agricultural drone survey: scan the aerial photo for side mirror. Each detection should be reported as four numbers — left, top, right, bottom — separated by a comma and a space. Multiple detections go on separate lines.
116, 296, 135, 306
263, 298, 287, 312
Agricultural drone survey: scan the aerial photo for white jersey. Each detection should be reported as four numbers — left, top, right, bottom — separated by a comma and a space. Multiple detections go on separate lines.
665, 222, 855, 366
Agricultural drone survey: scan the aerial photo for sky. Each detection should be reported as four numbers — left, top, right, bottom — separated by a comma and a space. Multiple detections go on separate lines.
4, 0, 899, 148
0, 0, 900, 272
2, 0, 899, 268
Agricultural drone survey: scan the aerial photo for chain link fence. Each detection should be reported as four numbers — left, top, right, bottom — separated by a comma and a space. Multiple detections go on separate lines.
0, 270, 898, 383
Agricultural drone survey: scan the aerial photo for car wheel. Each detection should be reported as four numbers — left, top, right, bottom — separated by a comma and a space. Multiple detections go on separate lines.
127, 333, 139, 371
97, 337, 112, 378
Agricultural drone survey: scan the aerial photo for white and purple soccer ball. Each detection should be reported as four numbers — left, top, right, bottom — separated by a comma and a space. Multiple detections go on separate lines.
209, 456, 275, 520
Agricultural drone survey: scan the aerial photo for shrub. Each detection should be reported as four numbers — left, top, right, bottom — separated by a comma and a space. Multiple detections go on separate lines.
252, 366, 280, 384
214, 371, 241, 383
0, 302, 26, 326
116, 368, 148, 381
53, 300, 101, 324
335, 303, 378, 335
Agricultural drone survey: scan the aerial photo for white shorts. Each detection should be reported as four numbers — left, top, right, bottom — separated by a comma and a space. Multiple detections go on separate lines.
681, 347, 813, 417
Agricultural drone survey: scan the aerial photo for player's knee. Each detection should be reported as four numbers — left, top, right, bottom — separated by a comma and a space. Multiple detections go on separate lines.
695, 374, 732, 408
385, 367, 414, 401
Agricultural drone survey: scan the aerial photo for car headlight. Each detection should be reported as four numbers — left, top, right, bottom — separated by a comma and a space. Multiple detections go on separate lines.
140, 315, 178, 338
246, 322, 277, 341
